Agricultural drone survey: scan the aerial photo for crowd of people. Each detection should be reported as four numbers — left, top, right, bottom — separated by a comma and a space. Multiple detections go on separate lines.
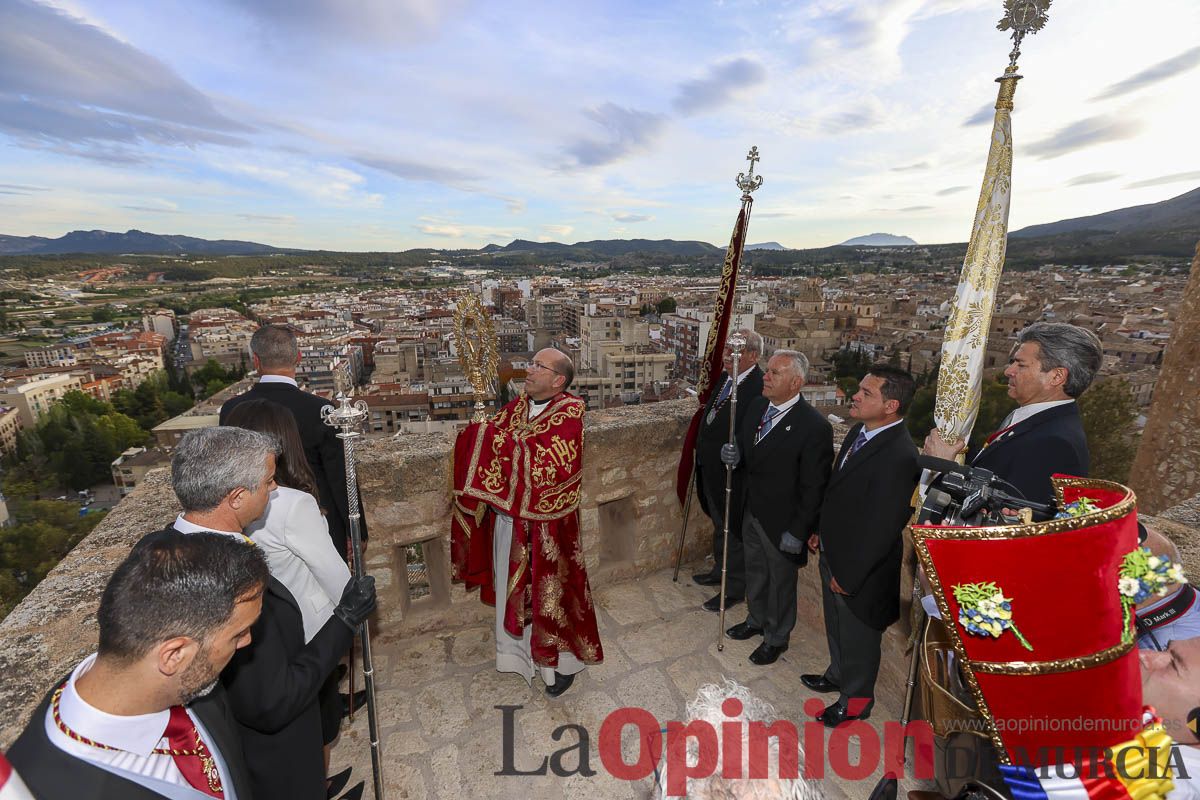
2, 320, 1197, 800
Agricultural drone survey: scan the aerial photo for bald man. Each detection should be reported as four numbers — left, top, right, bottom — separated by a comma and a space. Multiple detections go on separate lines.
450, 348, 603, 698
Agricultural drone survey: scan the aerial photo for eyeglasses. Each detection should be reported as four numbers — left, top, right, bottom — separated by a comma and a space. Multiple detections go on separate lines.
528, 361, 563, 375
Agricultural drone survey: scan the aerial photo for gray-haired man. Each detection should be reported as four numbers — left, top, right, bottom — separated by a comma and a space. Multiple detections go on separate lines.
924, 321, 1103, 507
167, 427, 376, 800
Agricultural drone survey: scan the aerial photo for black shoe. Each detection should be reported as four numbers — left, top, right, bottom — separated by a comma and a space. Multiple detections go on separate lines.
692, 570, 721, 587
817, 699, 873, 728
748, 642, 788, 665
703, 593, 744, 612
326, 768, 352, 799
801, 674, 840, 693
545, 671, 575, 697
340, 690, 367, 719
725, 621, 764, 640
338, 782, 365, 800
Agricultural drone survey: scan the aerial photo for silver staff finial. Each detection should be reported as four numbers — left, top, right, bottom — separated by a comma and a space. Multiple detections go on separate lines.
735, 146, 764, 199
321, 393, 368, 433
997, 0, 1051, 69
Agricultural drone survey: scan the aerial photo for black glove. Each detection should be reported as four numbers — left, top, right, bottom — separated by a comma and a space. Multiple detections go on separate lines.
720, 443, 740, 466
333, 575, 377, 630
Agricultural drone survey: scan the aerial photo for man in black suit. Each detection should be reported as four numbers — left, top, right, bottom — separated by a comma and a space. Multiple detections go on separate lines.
692, 328, 764, 613
166, 427, 376, 800
8, 529, 267, 800
924, 321, 1102, 507
219, 324, 366, 557
803, 365, 920, 727
723, 349, 833, 666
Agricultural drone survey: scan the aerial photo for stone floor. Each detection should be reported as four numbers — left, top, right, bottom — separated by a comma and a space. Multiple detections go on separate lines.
329, 563, 933, 799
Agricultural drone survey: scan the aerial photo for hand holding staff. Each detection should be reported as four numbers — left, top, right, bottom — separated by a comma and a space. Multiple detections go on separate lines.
321, 395, 385, 800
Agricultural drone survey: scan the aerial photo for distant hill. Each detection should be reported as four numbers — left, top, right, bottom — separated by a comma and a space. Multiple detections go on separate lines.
498, 238, 723, 257
0, 229, 281, 256
838, 233, 918, 247
1010, 186, 1200, 239
746, 242, 787, 251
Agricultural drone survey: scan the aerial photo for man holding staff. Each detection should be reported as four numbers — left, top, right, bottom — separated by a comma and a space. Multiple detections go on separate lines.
450, 347, 604, 697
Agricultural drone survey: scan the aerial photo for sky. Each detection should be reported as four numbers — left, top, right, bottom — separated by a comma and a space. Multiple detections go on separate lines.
1, 0, 1199, 251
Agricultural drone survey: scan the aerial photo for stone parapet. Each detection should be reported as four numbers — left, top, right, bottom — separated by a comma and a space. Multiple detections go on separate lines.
0, 398, 713, 747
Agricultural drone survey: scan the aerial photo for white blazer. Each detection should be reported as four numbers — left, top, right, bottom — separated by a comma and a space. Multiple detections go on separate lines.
247, 486, 352, 642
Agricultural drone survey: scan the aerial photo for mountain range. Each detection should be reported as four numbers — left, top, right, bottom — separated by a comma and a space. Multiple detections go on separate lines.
1, 186, 1196, 260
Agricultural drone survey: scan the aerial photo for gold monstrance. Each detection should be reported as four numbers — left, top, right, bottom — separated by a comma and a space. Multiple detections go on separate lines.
454, 293, 499, 422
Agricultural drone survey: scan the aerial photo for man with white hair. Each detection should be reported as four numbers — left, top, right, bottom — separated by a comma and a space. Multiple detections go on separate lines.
657, 679, 823, 800
722, 350, 833, 666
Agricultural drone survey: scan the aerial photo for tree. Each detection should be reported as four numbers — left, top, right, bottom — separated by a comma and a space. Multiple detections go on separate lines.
656, 297, 677, 314
1078, 378, 1138, 483
0, 500, 107, 617
90, 306, 116, 323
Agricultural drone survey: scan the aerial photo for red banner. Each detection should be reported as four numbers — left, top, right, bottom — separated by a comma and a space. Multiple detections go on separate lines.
675, 205, 749, 506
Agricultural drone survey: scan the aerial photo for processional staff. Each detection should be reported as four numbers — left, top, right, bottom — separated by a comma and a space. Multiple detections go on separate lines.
321, 395, 385, 800
671, 146, 763, 582
716, 331, 747, 652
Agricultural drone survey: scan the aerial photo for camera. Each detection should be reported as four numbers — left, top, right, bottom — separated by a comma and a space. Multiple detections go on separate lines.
916, 456, 1056, 526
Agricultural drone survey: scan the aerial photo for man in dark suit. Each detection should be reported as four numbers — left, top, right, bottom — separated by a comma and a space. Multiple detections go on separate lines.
166, 427, 376, 800
8, 529, 267, 800
803, 365, 920, 727
692, 328, 764, 613
220, 324, 366, 557
924, 321, 1102, 507
723, 349, 833, 666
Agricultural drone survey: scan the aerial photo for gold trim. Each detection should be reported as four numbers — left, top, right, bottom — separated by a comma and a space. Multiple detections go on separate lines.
970, 639, 1133, 675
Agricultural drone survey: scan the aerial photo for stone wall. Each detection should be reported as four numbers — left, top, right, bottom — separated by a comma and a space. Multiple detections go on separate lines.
1131, 242, 1200, 513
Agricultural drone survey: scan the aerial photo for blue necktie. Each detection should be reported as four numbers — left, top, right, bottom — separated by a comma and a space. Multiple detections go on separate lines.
754, 406, 781, 444
706, 377, 733, 425
841, 429, 868, 468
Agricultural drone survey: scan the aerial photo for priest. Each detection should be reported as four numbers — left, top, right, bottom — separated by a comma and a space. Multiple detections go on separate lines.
450, 347, 603, 697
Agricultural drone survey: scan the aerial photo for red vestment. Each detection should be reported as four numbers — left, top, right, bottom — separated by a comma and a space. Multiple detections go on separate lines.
450, 392, 603, 668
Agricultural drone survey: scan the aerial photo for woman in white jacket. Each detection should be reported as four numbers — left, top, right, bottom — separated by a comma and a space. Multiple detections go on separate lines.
224, 398, 353, 791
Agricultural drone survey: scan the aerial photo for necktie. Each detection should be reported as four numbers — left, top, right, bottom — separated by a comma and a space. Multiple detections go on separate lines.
163, 706, 224, 799
706, 377, 733, 425
841, 429, 869, 468
754, 406, 781, 444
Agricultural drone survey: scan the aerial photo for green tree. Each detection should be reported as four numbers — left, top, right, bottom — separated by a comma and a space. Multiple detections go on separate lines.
656, 297, 677, 314
1079, 378, 1138, 483
90, 306, 116, 323
0, 500, 107, 617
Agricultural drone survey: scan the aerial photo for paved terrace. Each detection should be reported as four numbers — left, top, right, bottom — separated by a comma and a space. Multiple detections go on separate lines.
2, 398, 1197, 798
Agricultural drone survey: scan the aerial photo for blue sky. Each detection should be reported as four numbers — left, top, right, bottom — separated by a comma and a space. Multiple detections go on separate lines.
2, 0, 1198, 250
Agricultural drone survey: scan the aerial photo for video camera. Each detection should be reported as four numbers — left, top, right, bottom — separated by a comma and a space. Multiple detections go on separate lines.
916, 455, 1056, 526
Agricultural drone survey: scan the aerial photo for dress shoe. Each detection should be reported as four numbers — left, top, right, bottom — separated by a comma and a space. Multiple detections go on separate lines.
545, 671, 575, 697
340, 689, 368, 719
725, 621, 764, 640
748, 642, 788, 665
800, 674, 840, 693
703, 593, 744, 612
326, 768, 352, 799
338, 782, 365, 800
817, 699, 873, 728
692, 570, 721, 587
